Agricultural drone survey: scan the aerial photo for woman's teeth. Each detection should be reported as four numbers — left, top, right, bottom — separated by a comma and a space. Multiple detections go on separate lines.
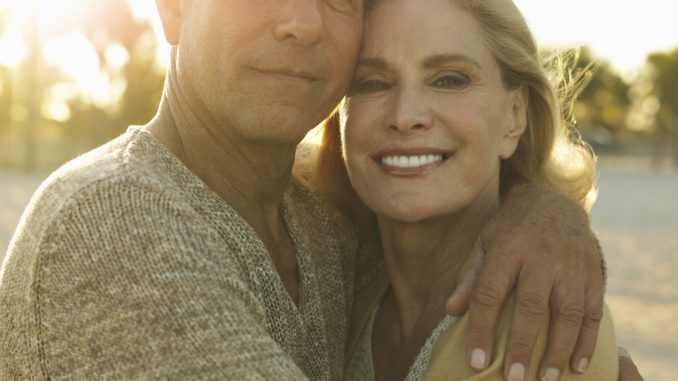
381, 154, 445, 168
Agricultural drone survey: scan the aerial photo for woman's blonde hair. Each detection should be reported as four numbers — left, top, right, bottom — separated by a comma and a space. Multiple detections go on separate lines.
316, 0, 597, 214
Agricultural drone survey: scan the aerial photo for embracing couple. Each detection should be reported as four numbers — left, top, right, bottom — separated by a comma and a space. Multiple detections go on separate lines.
1, 0, 642, 380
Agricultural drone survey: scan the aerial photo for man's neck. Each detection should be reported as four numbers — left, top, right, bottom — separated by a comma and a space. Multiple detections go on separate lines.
146, 80, 303, 304
148, 94, 296, 221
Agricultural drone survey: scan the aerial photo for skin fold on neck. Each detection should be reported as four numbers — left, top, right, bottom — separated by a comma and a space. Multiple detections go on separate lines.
372, 183, 500, 375
145, 52, 303, 304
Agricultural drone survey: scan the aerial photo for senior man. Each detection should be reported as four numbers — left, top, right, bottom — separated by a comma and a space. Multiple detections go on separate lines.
0, 0, 635, 380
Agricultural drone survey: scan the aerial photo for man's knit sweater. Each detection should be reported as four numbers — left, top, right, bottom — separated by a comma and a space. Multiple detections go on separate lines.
0, 127, 359, 380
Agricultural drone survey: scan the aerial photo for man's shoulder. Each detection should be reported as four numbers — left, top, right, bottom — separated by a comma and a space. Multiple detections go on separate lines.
286, 176, 358, 238
46, 127, 176, 192
7, 128, 201, 254
38, 127, 188, 205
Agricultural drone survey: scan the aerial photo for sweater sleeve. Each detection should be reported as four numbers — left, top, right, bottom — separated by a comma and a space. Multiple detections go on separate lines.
26, 182, 311, 380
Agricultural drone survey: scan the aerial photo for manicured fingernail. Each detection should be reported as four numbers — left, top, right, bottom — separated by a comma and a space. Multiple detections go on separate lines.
542, 367, 560, 381
508, 363, 525, 381
470, 348, 487, 370
576, 357, 589, 373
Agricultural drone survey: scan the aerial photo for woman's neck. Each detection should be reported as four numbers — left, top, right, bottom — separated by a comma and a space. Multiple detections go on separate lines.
377, 189, 500, 342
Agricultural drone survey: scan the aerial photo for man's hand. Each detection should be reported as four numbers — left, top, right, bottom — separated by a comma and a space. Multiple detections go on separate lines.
445, 184, 604, 381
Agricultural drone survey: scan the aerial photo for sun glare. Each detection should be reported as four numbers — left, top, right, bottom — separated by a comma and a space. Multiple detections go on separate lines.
0, 28, 24, 67
1, 0, 678, 110
514, 0, 678, 77
0, 0, 168, 106
43, 34, 100, 95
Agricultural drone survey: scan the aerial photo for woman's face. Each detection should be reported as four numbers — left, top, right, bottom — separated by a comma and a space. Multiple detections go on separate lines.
341, 0, 527, 223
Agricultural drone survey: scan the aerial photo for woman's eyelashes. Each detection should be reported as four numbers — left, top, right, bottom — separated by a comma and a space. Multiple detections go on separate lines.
430, 72, 471, 89
350, 70, 473, 95
351, 78, 393, 94
326, 0, 359, 15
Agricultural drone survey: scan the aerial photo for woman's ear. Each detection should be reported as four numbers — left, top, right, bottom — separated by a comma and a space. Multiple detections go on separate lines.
499, 85, 529, 159
155, 0, 183, 46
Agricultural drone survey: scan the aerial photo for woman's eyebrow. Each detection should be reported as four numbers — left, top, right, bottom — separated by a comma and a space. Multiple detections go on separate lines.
423, 53, 483, 69
355, 54, 482, 70
356, 57, 389, 70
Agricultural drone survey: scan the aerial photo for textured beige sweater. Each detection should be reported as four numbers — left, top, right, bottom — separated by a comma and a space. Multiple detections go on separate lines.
0, 127, 360, 380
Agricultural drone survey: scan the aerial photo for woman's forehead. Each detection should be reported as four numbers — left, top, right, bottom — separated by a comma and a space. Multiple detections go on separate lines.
360, 0, 493, 69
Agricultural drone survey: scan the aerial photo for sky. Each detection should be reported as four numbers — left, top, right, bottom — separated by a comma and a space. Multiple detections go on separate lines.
513, 0, 678, 78
1, 0, 678, 81
131, 0, 678, 78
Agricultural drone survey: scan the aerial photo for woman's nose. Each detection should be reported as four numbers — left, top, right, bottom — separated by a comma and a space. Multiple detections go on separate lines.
385, 88, 433, 133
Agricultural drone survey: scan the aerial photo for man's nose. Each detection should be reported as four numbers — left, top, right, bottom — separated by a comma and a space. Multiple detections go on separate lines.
273, 0, 323, 46
385, 88, 434, 133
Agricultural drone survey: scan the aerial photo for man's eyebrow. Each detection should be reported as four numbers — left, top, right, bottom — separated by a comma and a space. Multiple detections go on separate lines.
423, 54, 483, 69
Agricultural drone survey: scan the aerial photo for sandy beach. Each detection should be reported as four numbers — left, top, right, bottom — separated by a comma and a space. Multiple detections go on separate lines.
2, 160, 677, 379
590, 161, 678, 380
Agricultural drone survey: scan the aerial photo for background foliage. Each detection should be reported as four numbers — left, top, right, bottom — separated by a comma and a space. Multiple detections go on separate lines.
0, 1, 677, 171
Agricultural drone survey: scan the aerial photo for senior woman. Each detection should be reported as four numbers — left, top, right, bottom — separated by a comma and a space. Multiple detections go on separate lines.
317, 0, 619, 379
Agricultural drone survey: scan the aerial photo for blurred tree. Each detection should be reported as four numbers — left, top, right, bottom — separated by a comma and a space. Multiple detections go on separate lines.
23, 0, 39, 171
0, 66, 11, 135
645, 48, 678, 165
0, 0, 167, 170
44, 0, 165, 146
540, 47, 631, 152
0, 7, 13, 135
574, 47, 631, 134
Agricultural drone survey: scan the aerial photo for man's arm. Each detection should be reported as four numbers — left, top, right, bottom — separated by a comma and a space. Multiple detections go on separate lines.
445, 184, 604, 381
422, 295, 618, 381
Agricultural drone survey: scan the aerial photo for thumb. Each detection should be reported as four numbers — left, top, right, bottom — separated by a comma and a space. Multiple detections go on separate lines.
446, 239, 486, 316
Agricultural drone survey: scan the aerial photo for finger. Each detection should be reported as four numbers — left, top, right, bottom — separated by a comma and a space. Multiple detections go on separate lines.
466, 247, 518, 371
446, 241, 485, 316
618, 347, 644, 381
570, 261, 605, 374
503, 268, 553, 381
536, 274, 587, 380
446, 270, 475, 317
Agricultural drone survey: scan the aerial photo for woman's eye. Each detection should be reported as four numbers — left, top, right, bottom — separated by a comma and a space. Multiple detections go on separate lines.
326, 0, 358, 14
432, 74, 470, 89
352, 79, 392, 94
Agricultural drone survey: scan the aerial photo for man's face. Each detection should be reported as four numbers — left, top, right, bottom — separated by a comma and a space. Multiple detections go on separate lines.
174, 0, 364, 145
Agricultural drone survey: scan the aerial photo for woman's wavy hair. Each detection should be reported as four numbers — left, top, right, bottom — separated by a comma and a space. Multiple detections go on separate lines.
316, 0, 597, 212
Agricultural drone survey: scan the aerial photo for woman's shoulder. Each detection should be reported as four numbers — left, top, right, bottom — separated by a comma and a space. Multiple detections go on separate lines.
421, 293, 618, 381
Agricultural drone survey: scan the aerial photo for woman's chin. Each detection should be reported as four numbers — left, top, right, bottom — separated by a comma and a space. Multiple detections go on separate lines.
375, 204, 442, 225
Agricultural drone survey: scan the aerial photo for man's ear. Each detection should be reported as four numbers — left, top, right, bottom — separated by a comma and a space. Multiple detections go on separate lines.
156, 0, 182, 46
499, 85, 529, 160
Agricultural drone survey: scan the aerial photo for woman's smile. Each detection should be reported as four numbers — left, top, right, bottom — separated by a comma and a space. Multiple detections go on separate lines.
374, 149, 455, 177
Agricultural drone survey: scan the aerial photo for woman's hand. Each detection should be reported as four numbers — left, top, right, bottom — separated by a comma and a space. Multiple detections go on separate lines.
445, 184, 604, 381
